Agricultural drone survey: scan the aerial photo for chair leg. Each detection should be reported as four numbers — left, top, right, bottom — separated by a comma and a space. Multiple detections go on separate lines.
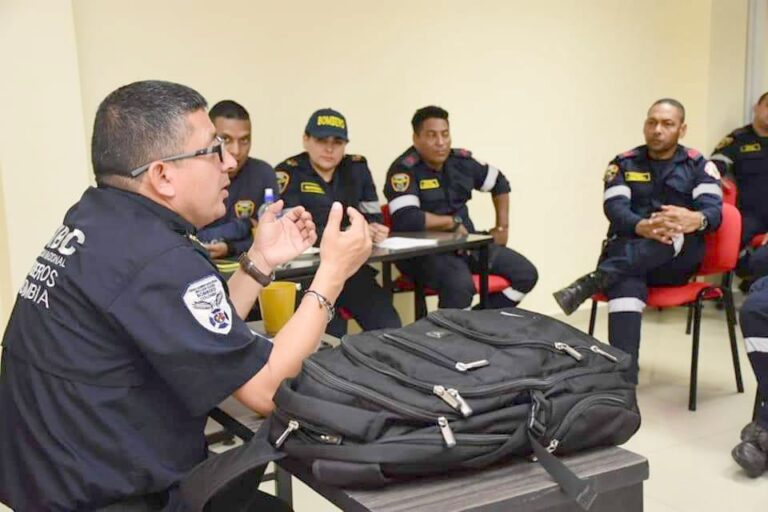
685, 304, 693, 335
689, 298, 703, 411
588, 300, 598, 336
723, 282, 744, 393
414, 281, 428, 319
754, 390, 763, 421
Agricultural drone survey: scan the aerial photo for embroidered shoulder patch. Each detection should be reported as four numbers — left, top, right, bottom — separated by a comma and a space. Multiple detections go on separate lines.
704, 161, 721, 180
276, 170, 290, 194
603, 164, 619, 183
715, 136, 734, 152
183, 275, 232, 335
390, 173, 411, 192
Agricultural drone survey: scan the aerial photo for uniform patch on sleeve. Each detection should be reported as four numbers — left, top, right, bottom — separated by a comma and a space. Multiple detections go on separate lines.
276, 171, 290, 194
234, 200, 255, 218
715, 136, 733, 151
704, 161, 721, 180
183, 275, 233, 335
603, 164, 619, 183
391, 173, 411, 192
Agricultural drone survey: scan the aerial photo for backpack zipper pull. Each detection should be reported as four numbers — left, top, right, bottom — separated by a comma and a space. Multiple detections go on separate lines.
554, 342, 583, 361
546, 439, 560, 453
447, 388, 473, 417
274, 419, 300, 448
590, 345, 618, 362
433, 385, 461, 410
437, 416, 456, 448
455, 359, 490, 372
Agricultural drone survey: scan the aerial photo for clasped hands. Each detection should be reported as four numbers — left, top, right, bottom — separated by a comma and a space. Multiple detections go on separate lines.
635, 205, 703, 244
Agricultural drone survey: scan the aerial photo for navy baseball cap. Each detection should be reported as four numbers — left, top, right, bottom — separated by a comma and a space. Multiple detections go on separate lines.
305, 108, 349, 141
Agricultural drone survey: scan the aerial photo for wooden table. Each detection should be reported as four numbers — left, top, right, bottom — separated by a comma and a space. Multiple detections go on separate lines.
279, 446, 647, 512
217, 232, 494, 317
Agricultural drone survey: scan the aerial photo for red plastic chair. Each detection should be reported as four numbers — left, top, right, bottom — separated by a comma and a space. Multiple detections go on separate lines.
381, 204, 511, 318
722, 178, 766, 247
587, 203, 745, 410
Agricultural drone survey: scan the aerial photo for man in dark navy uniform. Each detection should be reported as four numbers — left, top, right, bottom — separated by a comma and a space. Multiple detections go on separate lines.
554, 99, 723, 382
731, 277, 768, 477
383, 105, 538, 310
0, 81, 372, 511
275, 108, 401, 337
198, 100, 278, 259
710, 91, 768, 282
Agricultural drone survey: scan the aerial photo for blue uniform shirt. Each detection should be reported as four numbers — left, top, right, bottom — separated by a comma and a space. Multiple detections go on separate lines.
198, 157, 278, 256
602, 145, 723, 238
710, 125, 768, 222
383, 146, 510, 233
275, 152, 383, 239
0, 186, 272, 511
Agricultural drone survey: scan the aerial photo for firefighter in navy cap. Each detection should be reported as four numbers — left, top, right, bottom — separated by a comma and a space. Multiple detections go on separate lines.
197, 100, 278, 259
275, 108, 401, 337
383, 105, 538, 310
0, 81, 372, 511
731, 276, 768, 478
710, 91, 768, 287
554, 99, 723, 382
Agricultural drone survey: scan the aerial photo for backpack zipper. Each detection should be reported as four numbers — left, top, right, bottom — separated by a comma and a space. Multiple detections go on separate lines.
545, 395, 628, 453
381, 333, 490, 372
304, 359, 458, 447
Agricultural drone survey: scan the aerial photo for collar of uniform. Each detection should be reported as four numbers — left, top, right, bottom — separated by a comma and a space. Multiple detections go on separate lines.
637, 145, 688, 164
97, 185, 197, 236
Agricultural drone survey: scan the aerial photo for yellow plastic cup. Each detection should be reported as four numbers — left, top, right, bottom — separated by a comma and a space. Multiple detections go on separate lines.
259, 281, 297, 335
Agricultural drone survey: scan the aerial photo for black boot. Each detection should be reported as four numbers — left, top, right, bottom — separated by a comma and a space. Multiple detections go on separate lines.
732, 421, 768, 478
553, 271, 614, 316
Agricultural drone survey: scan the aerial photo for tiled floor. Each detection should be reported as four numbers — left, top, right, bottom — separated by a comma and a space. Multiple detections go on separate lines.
2, 298, 766, 511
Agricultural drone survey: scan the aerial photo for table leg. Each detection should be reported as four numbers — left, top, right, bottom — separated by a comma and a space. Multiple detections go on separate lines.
382, 261, 392, 293
275, 466, 293, 507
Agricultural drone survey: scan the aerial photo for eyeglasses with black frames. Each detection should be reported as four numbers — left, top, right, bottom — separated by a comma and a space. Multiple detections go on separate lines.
128, 136, 226, 177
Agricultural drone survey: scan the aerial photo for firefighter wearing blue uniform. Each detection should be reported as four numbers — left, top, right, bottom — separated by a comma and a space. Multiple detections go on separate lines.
275, 108, 401, 337
0, 81, 372, 511
710, 92, 768, 282
383, 105, 538, 309
197, 100, 278, 259
554, 99, 723, 382
731, 277, 768, 477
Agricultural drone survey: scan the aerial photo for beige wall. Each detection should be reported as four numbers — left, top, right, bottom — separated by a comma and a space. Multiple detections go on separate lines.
0, 0, 91, 325
0, 0, 752, 323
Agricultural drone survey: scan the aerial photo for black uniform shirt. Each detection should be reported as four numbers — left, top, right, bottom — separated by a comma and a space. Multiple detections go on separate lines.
710, 125, 768, 221
275, 152, 383, 239
383, 147, 510, 233
602, 145, 723, 238
198, 157, 278, 255
0, 186, 272, 511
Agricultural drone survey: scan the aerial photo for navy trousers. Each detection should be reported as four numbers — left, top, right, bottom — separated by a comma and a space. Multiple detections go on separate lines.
739, 277, 768, 428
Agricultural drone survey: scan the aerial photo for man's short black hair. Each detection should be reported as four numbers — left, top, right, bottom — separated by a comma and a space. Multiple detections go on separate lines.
412, 106, 449, 133
209, 100, 250, 122
91, 80, 207, 182
649, 98, 686, 122
758, 91, 768, 105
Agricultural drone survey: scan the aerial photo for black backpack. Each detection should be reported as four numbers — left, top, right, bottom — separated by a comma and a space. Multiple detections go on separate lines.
182, 308, 641, 510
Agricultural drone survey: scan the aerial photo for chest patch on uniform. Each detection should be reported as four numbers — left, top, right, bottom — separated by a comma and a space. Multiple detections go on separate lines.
715, 136, 734, 151
740, 143, 762, 153
300, 182, 325, 194
704, 161, 721, 180
183, 275, 232, 335
234, 200, 255, 218
276, 171, 290, 194
603, 164, 619, 183
391, 173, 411, 192
419, 178, 440, 190
624, 171, 650, 182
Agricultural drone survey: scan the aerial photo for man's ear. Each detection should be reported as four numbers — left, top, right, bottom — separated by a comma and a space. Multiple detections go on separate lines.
144, 161, 176, 199
679, 123, 688, 140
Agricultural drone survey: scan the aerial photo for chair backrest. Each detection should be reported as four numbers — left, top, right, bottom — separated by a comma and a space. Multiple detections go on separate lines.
381, 203, 392, 228
722, 177, 737, 206
698, 202, 742, 275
